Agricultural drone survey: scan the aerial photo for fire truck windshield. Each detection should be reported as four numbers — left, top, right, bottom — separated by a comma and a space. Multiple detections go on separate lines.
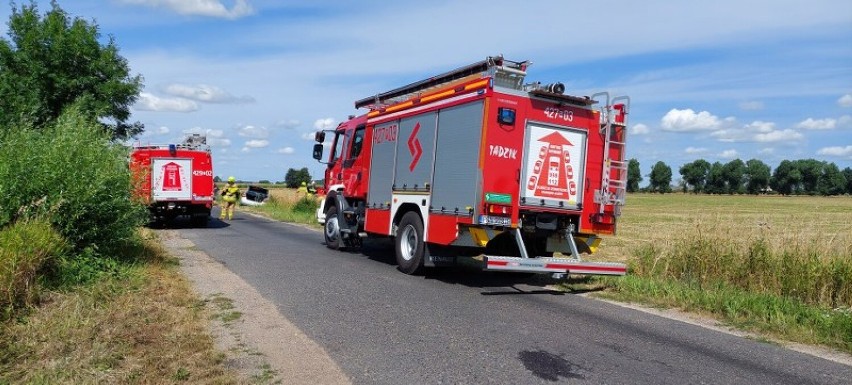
329, 131, 346, 163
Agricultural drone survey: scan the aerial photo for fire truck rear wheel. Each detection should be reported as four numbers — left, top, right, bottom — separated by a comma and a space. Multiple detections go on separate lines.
324, 205, 342, 250
395, 211, 425, 275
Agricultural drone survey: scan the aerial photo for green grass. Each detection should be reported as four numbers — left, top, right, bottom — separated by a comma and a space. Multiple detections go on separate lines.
599, 276, 852, 352
207, 293, 243, 324
244, 189, 320, 226
584, 193, 852, 353
0, 219, 68, 317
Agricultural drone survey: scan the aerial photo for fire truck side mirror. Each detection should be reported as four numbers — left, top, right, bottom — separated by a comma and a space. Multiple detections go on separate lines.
314, 131, 325, 143
312, 144, 324, 161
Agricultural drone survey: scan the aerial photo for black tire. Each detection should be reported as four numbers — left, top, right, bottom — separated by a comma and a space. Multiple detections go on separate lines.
324, 205, 342, 250
395, 211, 425, 275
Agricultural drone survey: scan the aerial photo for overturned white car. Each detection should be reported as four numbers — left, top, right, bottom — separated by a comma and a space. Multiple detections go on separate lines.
240, 185, 269, 206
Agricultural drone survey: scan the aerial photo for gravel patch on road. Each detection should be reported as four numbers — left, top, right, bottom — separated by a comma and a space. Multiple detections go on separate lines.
159, 230, 351, 385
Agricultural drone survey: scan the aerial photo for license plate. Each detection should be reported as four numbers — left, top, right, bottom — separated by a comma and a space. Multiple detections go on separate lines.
479, 215, 511, 226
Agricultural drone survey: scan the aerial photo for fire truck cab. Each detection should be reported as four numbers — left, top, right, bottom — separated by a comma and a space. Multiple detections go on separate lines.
313, 56, 629, 277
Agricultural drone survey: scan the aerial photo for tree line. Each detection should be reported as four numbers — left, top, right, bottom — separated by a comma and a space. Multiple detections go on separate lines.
626, 158, 852, 196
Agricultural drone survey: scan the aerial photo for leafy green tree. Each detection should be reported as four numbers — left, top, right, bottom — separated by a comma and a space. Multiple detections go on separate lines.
284, 167, 312, 188
627, 158, 642, 193
679, 159, 710, 193
649, 161, 672, 193
744, 159, 771, 194
817, 162, 846, 196
705, 162, 726, 194
721, 159, 746, 194
770, 160, 801, 195
843, 167, 852, 194
795, 159, 823, 195
0, 1, 143, 139
214, 175, 222, 183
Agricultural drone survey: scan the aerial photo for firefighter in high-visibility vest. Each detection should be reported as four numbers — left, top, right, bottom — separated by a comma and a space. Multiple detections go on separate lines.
220, 176, 240, 220
297, 181, 309, 195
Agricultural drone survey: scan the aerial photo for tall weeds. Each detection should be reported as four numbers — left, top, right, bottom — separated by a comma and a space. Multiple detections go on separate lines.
630, 218, 851, 310
0, 219, 69, 315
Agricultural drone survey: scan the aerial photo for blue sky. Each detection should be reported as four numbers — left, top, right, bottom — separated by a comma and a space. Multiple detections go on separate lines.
2, 0, 851, 183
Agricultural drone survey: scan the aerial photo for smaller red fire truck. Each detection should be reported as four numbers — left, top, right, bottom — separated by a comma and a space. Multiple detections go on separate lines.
130, 134, 215, 226
312, 56, 629, 277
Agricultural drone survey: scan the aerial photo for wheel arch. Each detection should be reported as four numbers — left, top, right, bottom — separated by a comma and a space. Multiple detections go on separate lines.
323, 190, 351, 213
392, 202, 422, 236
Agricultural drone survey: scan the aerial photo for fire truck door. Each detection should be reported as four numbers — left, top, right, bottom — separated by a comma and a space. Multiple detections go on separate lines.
327, 130, 348, 186
342, 125, 366, 196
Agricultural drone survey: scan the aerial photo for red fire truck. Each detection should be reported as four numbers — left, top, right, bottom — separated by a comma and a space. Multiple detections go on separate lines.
130, 134, 215, 226
312, 56, 628, 276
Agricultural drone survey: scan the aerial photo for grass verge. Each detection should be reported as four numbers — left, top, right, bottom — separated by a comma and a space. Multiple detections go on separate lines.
242, 188, 320, 227
576, 194, 852, 354
0, 230, 238, 384
595, 276, 852, 353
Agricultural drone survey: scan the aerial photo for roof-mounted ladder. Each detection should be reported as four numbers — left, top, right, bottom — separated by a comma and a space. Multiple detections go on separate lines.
133, 134, 211, 152
591, 92, 630, 218
354, 55, 529, 110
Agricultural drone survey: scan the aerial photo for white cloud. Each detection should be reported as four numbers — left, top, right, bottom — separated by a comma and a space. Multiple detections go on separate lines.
754, 129, 804, 142
244, 139, 269, 148
121, 0, 253, 19
743, 121, 775, 133
134, 93, 198, 112
684, 147, 707, 154
739, 101, 764, 111
839, 94, 852, 108
661, 109, 728, 132
314, 118, 336, 130
237, 124, 269, 138
758, 148, 774, 155
209, 138, 232, 147
709, 129, 738, 142
163, 83, 254, 103
139, 126, 170, 137
301, 132, 317, 141
275, 119, 301, 129
817, 145, 852, 158
277, 147, 295, 154
718, 149, 739, 159
796, 117, 836, 130
631, 123, 650, 135
711, 120, 801, 143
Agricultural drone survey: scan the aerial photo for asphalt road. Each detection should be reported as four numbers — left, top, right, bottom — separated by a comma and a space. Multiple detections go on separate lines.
167, 209, 852, 385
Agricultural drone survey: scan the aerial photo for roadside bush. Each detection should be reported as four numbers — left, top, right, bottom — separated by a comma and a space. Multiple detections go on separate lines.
292, 195, 320, 213
0, 219, 68, 317
0, 106, 147, 253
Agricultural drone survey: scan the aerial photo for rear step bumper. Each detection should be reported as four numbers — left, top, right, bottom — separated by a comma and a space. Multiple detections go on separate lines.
483, 256, 627, 276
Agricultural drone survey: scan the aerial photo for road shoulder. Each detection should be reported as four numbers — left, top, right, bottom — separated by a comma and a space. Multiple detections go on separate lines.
159, 230, 351, 385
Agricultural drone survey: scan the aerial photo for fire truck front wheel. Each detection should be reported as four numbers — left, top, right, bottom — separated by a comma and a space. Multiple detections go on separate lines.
395, 211, 425, 275
324, 206, 342, 250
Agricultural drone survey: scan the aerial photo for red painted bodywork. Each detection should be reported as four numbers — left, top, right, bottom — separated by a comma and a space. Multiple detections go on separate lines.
323, 75, 625, 245
129, 147, 215, 210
